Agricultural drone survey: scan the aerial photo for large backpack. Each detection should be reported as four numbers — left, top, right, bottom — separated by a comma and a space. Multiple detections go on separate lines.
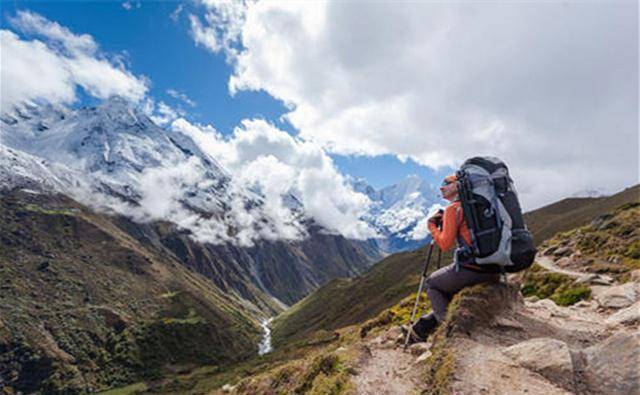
455, 156, 536, 273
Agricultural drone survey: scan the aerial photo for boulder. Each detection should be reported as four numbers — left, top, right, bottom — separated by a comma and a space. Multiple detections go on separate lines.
572, 300, 594, 308
590, 275, 614, 286
503, 338, 574, 386
409, 342, 431, 356
630, 270, 640, 282
575, 274, 598, 284
415, 350, 432, 363
444, 282, 522, 336
222, 384, 236, 393
575, 274, 613, 286
524, 295, 540, 303
581, 332, 640, 395
605, 301, 640, 327
594, 283, 638, 309
555, 257, 572, 268
553, 247, 573, 257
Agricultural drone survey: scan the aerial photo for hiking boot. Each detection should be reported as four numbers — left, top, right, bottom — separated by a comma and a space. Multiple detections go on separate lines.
412, 313, 439, 340
396, 324, 425, 345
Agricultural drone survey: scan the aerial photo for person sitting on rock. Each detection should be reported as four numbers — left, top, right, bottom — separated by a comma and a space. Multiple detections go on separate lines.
403, 174, 501, 344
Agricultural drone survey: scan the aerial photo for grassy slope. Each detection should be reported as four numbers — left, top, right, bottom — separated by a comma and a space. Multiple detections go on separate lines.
272, 184, 640, 346
524, 185, 640, 245
271, 247, 452, 347
0, 190, 264, 394
537, 200, 640, 282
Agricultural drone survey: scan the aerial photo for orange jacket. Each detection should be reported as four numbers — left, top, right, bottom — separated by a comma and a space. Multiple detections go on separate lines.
427, 201, 472, 251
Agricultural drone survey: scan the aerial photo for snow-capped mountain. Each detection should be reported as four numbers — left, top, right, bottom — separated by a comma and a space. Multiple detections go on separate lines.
0, 98, 305, 245
1, 97, 227, 194
352, 175, 443, 252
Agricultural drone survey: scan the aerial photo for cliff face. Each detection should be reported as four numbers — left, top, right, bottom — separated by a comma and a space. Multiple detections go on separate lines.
113, 218, 380, 307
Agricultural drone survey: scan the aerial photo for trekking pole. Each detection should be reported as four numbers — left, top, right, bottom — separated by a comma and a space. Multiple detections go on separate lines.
403, 240, 435, 352
436, 247, 442, 269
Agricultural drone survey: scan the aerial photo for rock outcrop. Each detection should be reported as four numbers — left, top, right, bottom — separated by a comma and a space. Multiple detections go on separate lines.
424, 272, 640, 395
503, 338, 574, 387
593, 282, 639, 309
580, 332, 640, 395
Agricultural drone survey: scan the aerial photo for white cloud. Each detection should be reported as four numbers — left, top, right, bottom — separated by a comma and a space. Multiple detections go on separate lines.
0, 30, 76, 111
167, 88, 196, 107
190, 1, 639, 210
410, 204, 445, 241
9, 10, 97, 54
1, 11, 147, 112
170, 4, 184, 22
172, 117, 377, 239
135, 156, 233, 244
141, 99, 185, 126
189, 0, 253, 60
121, 1, 140, 11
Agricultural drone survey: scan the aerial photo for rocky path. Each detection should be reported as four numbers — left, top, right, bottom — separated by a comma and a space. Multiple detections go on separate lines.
535, 255, 614, 285
349, 254, 640, 395
449, 255, 640, 395
352, 328, 427, 395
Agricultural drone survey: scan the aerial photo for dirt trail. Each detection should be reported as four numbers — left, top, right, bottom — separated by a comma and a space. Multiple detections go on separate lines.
352, 328, 426, 395
535, 255, 587, 278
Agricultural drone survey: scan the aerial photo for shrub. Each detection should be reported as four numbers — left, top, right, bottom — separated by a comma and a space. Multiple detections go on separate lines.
551, 286, 592, 306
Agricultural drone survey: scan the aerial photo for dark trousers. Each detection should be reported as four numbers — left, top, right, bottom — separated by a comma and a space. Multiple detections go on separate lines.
413, 263, 500, 337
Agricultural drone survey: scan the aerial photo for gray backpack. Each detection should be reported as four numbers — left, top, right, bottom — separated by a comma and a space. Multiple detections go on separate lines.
455, 157, 536, 272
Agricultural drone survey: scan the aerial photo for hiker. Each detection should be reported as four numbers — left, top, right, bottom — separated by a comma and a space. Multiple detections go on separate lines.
403, 174, 501, 344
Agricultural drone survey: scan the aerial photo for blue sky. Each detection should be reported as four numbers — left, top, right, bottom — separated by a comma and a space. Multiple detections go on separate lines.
1, 0, 446, 190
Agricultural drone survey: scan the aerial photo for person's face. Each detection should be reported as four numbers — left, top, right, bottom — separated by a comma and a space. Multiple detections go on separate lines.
440, 180, 458, 201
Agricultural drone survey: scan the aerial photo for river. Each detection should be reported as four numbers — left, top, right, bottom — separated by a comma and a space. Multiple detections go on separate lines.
258, 318, 273, 355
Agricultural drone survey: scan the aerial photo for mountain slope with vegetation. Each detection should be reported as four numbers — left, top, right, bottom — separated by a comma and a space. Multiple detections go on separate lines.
271, 185, 640, 347
162, 185, 639, 395
110, 217, 380, 307
0, 189, 268, 394
524, 184, 640, 245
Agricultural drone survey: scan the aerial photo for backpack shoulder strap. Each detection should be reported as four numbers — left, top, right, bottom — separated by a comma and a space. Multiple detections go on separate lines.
455, 204, 470, 249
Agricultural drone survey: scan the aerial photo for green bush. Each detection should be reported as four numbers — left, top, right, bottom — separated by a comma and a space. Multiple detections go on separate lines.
521, 265, 591, 306
295, 354, 341, 394
551, 286, 592, 306
624, 241, 640, 259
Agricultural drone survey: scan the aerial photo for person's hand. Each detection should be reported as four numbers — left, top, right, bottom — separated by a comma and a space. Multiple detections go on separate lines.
428, 210, 444, 227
